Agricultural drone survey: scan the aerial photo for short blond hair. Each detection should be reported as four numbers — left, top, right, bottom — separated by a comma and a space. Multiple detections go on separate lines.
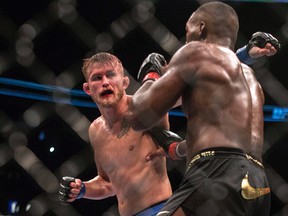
82, 52, 124, 81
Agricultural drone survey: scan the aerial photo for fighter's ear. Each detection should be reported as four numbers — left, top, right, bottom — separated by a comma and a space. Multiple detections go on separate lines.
123, 76, 130, 89
199, 21, 207, 39
83, 82, 90, 95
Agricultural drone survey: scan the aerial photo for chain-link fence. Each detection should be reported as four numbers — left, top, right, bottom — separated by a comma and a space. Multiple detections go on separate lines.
0, 0, 287, 215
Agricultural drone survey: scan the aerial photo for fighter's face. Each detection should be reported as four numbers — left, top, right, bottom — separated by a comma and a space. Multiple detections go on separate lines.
83, 63, 127, 107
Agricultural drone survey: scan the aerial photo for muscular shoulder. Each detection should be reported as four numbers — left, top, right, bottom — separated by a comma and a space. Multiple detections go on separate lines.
241, 63, 254, 74
241, 63, 257, 83
165, 42, 204, 80
88, 117, 104, 143
241, 63, 264, 104
90, 117, 104, 130
170, 42, 205, 65
169, 42, 238, 80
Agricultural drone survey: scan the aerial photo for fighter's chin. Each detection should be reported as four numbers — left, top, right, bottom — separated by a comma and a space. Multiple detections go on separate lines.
97, 99, 117, 107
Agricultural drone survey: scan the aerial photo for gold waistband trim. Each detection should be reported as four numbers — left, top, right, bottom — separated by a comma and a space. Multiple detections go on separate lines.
245, 154, 263, 168
186, 150, 263, 172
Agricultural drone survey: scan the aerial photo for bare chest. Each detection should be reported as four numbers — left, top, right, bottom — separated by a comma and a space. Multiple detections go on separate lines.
93, 127, 149, 173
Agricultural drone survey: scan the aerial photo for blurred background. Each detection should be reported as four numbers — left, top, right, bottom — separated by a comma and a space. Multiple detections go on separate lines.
0, 0, 288, 215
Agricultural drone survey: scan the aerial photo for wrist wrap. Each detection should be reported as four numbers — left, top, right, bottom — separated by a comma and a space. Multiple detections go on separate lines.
142, 72, 161, 84
236, 45, 256, 65
76, 182, 86, 199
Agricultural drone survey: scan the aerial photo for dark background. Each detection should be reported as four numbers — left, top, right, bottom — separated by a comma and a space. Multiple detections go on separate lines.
0, 0, 288, 215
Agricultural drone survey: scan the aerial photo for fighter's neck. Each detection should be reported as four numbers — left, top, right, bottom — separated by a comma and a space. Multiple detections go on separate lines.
204, 36, 234, 51
100, 95, 131, 126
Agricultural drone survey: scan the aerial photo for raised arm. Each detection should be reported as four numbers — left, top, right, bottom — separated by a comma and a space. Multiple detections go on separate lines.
128, 45, 194, 131
236, 31, 280, 65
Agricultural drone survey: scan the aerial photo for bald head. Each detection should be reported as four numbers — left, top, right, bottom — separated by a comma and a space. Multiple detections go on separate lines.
186, 2, 239, 50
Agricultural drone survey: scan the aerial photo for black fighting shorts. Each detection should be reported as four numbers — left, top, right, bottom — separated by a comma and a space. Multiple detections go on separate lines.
157, 147, 271, 216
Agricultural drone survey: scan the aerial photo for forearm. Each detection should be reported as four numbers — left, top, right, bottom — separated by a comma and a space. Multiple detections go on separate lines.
236, 32, 280, 65
236, 45, 257, 65
83, 176, 115, 200
131, 53, 171, 130
129, 80, 162, 131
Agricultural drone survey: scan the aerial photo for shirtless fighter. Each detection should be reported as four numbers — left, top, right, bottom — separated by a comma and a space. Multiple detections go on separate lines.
58, 52, 182, 216
127, 2, 280, 216
58, 13, 280, 216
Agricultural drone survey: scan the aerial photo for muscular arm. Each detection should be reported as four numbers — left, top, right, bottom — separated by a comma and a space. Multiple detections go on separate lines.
73, 122, 115, 201
236, 32, 280, 64
128, 45, 193, 131
236, 43, 278, 65
81, 175, 115, 200
59, 168, 115, 204
129, 81, 178, 130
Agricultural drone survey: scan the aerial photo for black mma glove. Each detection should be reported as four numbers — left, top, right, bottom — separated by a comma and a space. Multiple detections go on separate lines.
247, 32, 280, 51
58, 176, 86, 205
149, 127, 185, 160
137, 53, 167, 84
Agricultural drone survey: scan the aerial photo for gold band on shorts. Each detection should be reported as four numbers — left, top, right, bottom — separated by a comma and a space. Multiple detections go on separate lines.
186, 149, 263, 172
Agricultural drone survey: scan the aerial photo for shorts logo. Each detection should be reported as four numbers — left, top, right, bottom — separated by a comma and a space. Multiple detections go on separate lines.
241, 172, 270, 200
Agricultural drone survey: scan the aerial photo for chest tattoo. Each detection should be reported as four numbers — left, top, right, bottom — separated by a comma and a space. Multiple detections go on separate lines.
117, 118, 130, 138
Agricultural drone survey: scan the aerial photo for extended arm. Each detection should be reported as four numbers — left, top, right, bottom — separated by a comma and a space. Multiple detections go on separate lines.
129, 32, 280, 157
236, 32, 280, 64
129, 46, 192, 131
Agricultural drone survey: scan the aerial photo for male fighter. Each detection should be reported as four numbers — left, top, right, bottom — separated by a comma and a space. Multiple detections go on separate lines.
143, 31, 280, 159
58, 31, 279, 215
58, 13, 280, 216
58, 52, 182, 216
128, 2, 279, 215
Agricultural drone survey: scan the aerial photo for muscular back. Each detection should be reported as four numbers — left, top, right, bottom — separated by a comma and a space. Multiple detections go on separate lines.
142, 42, 256, 162
178, 43, 252, 161
241, 63, 265, 160
179, 42, 264, 162
130, 41, 265, 165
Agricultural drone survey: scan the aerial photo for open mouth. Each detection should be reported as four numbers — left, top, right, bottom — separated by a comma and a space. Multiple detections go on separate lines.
101, 89, 113, 96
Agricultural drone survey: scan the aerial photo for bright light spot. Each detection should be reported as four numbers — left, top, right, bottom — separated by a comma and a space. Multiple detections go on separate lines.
49, 147, 55, 153
26, 203, 31, 212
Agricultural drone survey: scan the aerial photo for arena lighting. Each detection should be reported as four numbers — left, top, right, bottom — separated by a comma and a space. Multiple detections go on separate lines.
8, 200, 20, 214
7, 200, 31, 214
0, 77, 87, 97
0, 77, 288, 122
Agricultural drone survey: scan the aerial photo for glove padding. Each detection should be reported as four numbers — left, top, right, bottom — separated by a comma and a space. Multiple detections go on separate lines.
247, 32, 280, 51
59, 176, 76, 205
149, 127, 184, 160
137, 53, 167, 84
